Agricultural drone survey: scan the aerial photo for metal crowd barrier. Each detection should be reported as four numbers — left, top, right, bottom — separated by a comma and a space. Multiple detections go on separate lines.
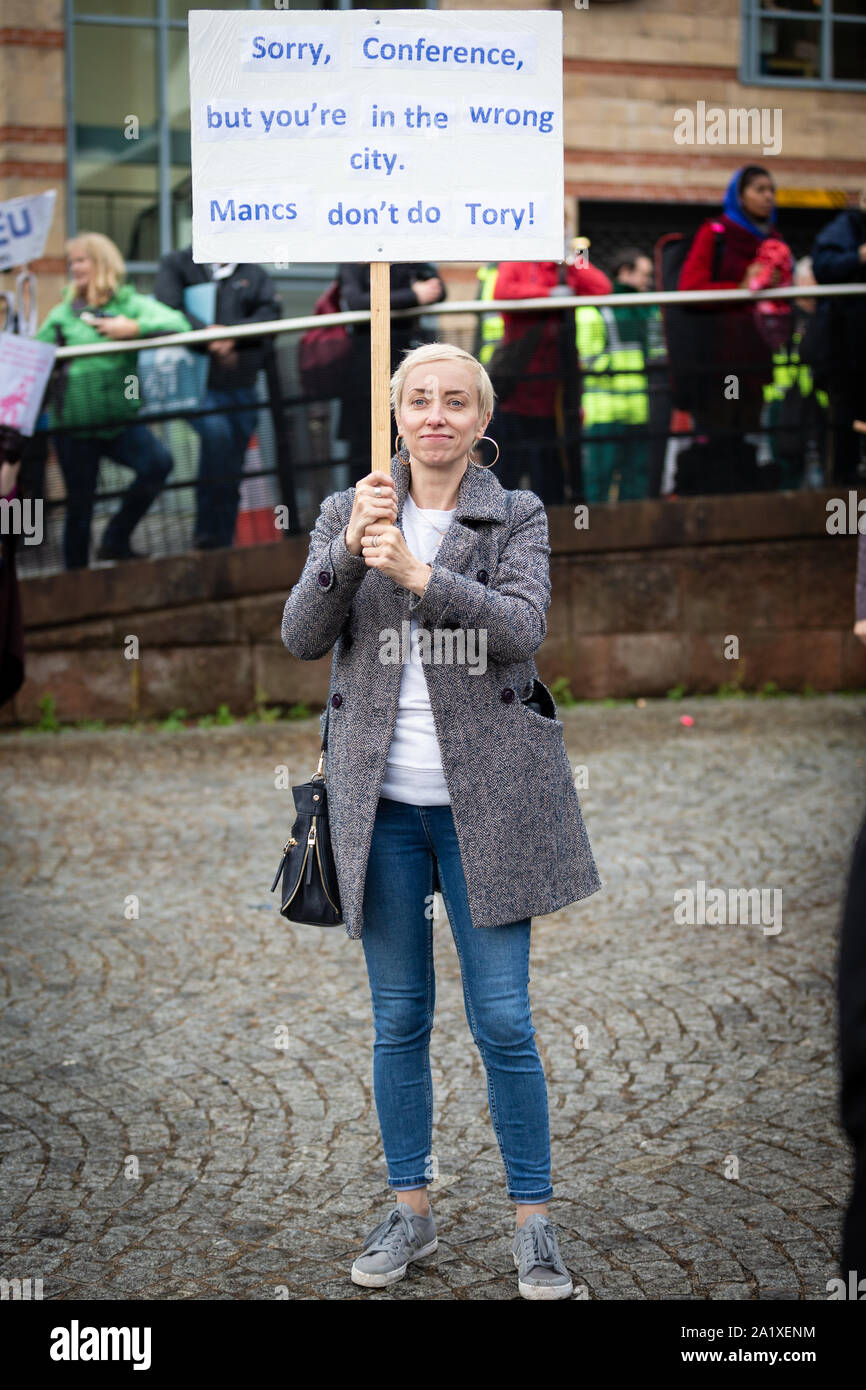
48, 282, 866, 358
14, 282, 866, 579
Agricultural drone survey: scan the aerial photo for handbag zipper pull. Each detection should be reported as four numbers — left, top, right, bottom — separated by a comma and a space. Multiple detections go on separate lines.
270, 852, 287, 894
270, 836, 297, 893
305, 821, 316, 885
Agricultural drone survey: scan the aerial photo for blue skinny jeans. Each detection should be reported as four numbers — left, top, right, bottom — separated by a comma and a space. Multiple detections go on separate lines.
360, 795, 554, 1204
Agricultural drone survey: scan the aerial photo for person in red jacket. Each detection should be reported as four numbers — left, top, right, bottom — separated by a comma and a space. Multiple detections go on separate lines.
493, 254, 612, 502
678, 165, 791, 441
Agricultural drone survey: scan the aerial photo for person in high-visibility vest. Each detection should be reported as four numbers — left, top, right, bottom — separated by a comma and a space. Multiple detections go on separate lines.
575, 249, 663, 503
762, 256, 829, 490
474, 263, 504, 367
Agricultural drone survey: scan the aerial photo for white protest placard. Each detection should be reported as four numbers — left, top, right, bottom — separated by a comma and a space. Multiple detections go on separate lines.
0, 191, 57, 272
189, 9, 563, 263
0, 335, 56, 436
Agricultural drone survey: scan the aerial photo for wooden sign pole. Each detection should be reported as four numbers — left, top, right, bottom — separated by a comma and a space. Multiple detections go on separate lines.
369, 261, 392, 473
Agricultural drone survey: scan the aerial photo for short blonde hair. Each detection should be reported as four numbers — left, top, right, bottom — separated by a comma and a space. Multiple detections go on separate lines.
390, 341, 495, 425
65, 232, 126, 307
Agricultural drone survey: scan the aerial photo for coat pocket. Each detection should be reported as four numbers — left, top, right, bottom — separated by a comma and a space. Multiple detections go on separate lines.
521, 677, 558, 723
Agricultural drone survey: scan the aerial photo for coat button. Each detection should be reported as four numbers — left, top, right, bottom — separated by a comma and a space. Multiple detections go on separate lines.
476, 568, 489, 584
501, 687, 515, 703
318, 570, 331, 587
331, 692, 343, 708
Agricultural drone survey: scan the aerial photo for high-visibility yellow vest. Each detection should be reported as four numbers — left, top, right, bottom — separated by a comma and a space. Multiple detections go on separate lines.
763, 330, 829, 409
575, 304, 649, 426
476, 264, 504, 366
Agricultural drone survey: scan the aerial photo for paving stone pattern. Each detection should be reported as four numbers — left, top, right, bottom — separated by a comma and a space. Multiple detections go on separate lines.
0, 696, 864, 1300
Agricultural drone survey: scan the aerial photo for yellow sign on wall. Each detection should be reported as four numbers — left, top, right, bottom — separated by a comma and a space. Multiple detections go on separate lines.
774, 189, 849, 209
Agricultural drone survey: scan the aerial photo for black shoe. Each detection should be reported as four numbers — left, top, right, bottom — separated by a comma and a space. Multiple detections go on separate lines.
96, 538, 149, 562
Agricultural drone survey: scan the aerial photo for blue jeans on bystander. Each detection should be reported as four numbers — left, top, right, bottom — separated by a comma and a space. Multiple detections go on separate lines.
54, 423, 172, 570
191, 387, 259, 549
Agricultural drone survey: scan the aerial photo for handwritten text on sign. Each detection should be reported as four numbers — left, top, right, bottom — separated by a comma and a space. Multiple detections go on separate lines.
189, 10, 563, 263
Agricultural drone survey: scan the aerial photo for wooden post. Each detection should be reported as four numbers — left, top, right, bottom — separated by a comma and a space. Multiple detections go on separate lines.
369, 261, 391, 473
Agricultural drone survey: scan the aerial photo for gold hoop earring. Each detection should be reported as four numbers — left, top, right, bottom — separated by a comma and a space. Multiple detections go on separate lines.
395, 434, 410, 463
470, 435, 500, 469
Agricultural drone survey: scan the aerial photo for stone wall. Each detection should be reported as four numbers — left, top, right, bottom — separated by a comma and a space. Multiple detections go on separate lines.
4, 489, 864, 725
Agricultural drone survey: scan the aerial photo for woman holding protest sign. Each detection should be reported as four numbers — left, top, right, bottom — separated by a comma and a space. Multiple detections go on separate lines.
282, 341, 601, 1299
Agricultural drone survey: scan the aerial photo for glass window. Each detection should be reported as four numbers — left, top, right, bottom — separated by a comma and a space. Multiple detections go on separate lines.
68, 0, 436, 270
73, 24, 159, 261
758, 16, 821, 79
167, 0, 251, 19
168, 29, 193, 252
744, 0, 866, 88
760, 0, 821, 11
74, 0, 155, 16
833, 16, 866, 80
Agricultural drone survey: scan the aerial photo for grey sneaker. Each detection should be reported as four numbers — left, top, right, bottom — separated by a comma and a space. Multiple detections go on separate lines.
351, 1201, 438, 1288
512, 1214, 574, 1300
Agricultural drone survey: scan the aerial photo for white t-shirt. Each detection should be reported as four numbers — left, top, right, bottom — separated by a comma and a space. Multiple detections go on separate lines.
379, 492, 456, 806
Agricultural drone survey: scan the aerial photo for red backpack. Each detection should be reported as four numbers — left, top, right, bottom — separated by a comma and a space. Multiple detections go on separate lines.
298, 279, 352, 399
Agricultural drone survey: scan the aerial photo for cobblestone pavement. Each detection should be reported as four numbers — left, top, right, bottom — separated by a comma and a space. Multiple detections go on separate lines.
1, 695, 865, 1301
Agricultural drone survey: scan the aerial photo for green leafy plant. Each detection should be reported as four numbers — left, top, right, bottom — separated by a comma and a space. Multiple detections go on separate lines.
35, 694, 61, 732
75, 719, 107, 731
159, 707, 189, 731
549, 677, 577, 707
247, 684, 283, 723
715, 656, 749, 699
284, 702, 313, 721
666, 683, 686, 700
197, 703, 233, 728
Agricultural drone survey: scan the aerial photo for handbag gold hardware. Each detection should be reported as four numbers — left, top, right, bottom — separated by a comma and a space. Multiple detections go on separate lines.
281, 815, 340, 915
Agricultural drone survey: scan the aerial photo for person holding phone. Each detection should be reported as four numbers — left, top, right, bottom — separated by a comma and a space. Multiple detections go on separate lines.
35, 232, 191, 568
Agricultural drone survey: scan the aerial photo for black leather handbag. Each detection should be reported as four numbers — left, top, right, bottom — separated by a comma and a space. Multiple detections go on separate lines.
269, 706, 343, 927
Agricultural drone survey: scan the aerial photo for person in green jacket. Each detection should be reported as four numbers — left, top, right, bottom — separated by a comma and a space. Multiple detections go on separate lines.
36, 232, 191, 568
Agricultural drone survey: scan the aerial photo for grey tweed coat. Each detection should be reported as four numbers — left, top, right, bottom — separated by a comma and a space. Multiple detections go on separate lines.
281, 453, 602, 940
